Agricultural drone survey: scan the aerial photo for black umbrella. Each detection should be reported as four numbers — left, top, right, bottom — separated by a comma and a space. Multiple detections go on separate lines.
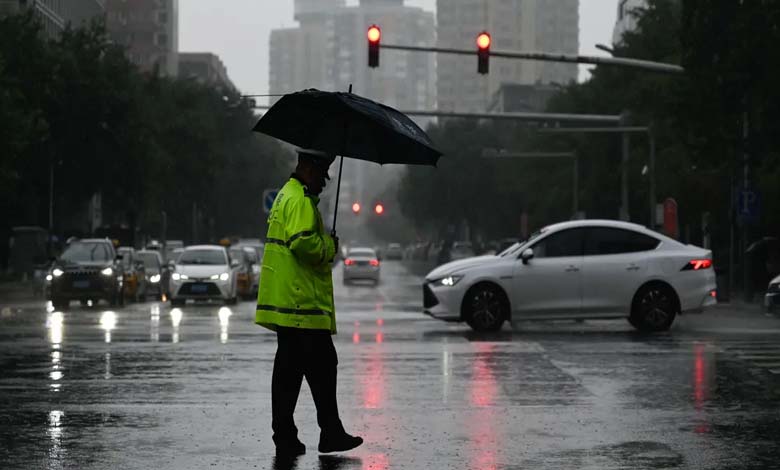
253, 88, 442, 233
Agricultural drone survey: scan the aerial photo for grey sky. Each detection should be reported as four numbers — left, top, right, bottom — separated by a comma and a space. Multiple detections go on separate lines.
179, 1, 617, 99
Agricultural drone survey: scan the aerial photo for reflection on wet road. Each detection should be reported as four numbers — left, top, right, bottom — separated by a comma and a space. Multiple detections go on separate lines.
2, 260, 780, 469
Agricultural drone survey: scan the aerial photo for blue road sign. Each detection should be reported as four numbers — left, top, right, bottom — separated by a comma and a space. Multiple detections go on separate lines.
737, 189, 760, 224
263, 189, 279, 214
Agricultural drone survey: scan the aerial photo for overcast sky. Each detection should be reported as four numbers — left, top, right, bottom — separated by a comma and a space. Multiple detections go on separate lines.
179, 0, 617, 98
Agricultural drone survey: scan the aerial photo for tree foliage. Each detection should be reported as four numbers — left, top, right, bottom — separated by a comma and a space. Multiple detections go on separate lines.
399, 0, 779, 250
0, 13, 289, 245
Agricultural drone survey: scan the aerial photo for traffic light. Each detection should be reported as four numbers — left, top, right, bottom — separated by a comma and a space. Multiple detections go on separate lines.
352, 202, 361, 214
367, 25, 381, 68
374, 203, 384, 215
476, 31, 490, 74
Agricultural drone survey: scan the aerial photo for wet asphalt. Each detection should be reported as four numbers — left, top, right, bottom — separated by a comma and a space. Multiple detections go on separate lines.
2, 261, 780, 470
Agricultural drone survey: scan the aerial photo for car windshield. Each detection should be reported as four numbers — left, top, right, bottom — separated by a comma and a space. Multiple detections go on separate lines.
178, 249, 226, 265
61, 242, 112, 263
138, 253, 160, 270
499, 230, 545, 257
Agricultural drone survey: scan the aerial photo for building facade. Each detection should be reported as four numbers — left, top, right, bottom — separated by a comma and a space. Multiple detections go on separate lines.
612, 0, 646, 45
104, 0, 178, 77
437, 0, 578, 112
179, 52, 236, 93
1, 0, 64, 38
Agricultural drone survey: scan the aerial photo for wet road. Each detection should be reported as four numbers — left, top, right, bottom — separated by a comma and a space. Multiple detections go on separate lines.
2, 261, 780, 469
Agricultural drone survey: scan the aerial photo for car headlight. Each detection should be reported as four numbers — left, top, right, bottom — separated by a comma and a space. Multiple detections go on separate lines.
101, 267, 113, 276
172, 273, 187, 281
46, 274, 53, 282
212, 272, 230, 281
52, 268, 64, 277
150, 274, 161, 283
437, 275, 463, 287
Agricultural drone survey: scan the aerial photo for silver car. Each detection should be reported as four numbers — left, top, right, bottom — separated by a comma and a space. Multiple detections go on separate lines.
168, 245, 239, 306
343, 247, 380, 285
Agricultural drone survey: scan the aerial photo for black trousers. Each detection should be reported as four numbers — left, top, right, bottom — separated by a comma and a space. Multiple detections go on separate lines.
271, 326, 344, 446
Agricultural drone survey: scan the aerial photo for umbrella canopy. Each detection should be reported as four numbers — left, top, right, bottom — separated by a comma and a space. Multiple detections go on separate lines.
253, 89, 442, 166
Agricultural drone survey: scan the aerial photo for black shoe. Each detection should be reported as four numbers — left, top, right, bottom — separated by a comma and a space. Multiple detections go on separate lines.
318, 433, 363, 453
276, 440, 306, 457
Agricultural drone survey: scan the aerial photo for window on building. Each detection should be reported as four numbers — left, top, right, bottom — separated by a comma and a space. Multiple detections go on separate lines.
155, 33, 168, 47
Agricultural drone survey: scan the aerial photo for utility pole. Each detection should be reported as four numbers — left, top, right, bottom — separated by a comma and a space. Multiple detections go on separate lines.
48, 161, 54, 231
648, 125, 657, 228
742, 106, 751, 302
619, 112, 631, 221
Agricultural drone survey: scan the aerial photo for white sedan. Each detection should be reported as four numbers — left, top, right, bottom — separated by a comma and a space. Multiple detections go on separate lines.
343, 247, 381, 285
168, 245, 239, 306
424, 220, 717, 332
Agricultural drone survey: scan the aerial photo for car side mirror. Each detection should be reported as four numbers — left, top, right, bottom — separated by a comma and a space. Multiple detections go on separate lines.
521, 248, 534, 265
230, 259, 240, 268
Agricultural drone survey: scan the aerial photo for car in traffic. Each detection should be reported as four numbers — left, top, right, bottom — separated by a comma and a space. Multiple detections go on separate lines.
343, 247, 381, 285
118, 247, 147, 302
766, 274, 780, 313
423, 220, 717, 332
164, 240, 184, 264
137, 249, 166, 300
47, 238, 125, 309
168, 245, 239, 306
385, 243, 403, 260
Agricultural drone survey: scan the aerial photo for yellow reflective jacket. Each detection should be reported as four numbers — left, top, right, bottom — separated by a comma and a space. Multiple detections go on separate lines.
255, 177, 337, 333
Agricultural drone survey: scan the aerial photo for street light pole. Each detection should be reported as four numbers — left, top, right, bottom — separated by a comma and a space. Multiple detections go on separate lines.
648, 126, 657, 229
48, 160, 54, 231
619, 112, 631, 221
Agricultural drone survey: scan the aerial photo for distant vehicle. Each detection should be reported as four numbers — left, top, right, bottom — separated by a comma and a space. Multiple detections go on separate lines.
229, 246, 255, 300
385, 243, 403, 260
118, 247, 146, 302
766, 274, 780, 313
233, 240, 264, 294
164, 240, 184, 263
168, 245, 238, 306
343, 247, 381, 285
424, 220, 717, 332
137, 250, 166, 300
450, 241, 475, 261
47, 239, 124, 309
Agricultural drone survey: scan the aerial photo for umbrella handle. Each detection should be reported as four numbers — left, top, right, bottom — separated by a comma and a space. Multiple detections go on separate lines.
331, 155, 344, 237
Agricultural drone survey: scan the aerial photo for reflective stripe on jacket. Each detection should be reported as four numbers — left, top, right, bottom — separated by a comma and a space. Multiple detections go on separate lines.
256, 177, 337, 333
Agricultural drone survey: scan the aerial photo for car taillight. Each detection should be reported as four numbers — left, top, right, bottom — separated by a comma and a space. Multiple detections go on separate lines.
344, 259, 354, 266
682, 259, 713, 271
370, 259, 380, 267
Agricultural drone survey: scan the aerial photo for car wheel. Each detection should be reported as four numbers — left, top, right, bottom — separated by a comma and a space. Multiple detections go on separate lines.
464, 283, 508, 332
630, 284, 678, 332
52, 298, 69, 310
170, 298, 185, 307
226, 296, 238, 305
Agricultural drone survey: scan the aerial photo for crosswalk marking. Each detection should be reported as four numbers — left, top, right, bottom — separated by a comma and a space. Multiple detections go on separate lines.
720, 341, 780, 376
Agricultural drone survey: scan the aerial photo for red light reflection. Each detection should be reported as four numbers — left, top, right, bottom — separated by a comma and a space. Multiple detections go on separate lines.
468, 344, 499, 470
363, 453, 389, 470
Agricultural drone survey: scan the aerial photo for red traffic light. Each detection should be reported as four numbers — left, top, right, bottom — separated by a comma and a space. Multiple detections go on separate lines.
352, 202, 361, 214
476, 32, 491, 50
374, 203, 384, 215
367, 25, 381, 68
476, 31, 490, 74
367, 25, 381, 43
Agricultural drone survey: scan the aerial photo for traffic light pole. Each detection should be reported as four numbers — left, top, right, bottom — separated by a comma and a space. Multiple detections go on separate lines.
379, 44, 685, 74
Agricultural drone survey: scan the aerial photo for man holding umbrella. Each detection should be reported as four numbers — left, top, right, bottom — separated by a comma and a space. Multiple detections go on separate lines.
256, 148, 363, 457
253, 88, 442, 458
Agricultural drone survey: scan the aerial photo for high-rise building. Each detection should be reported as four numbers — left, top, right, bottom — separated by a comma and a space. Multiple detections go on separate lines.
104, 0, 178, 77
179, 52, 236, 93
269, 0, 435, 112
0, 0, 105, 38
437, 0, 578, 112
612, 0, 646, 45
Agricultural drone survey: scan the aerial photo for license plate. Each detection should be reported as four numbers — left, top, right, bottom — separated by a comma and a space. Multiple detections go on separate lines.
190, 283, 208, 293
73, 280, 90, 289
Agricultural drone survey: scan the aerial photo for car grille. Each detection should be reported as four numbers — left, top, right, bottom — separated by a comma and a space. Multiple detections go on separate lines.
179, 282, 221, 296
423, 283, 439, 308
